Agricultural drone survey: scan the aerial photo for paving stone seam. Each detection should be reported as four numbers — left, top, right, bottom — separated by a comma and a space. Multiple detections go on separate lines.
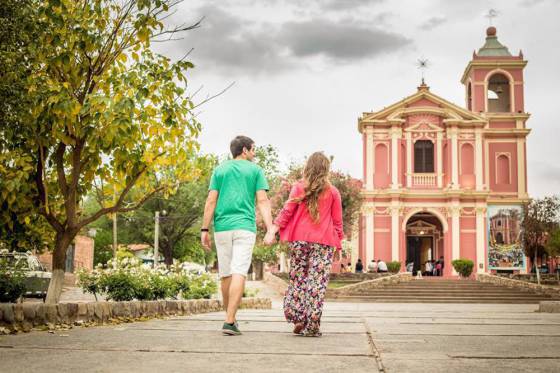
449, 355, 560, 360
378, 333, 560, 337
0, 345, 374, 357
361, 317, 386, 372
124, 328, 368, 335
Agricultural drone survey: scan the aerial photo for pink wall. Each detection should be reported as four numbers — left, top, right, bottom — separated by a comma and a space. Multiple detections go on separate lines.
488, 142, 518, 193
374, 143, 390, 188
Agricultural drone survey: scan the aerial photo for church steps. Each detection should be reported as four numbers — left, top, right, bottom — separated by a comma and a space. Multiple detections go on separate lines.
327, 278, 559, 303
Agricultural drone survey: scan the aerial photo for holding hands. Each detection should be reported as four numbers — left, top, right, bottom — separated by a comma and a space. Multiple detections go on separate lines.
263, 224, 279, 246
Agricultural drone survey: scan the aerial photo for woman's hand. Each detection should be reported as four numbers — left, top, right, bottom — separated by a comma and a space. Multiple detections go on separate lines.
263, 225, 279, 245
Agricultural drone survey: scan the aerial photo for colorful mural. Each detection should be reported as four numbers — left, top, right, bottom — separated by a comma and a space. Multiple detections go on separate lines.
487, 205, 525, 270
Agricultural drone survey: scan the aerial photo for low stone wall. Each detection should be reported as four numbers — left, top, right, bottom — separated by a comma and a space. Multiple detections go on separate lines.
476, 273, 560, 297
0, 297, 271, 333
539, 301, 560, 313
328, 272, 413, 297
263, 272, 288, 296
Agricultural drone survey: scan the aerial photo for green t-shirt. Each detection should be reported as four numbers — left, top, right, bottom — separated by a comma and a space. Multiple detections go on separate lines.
209, 159, 269, 233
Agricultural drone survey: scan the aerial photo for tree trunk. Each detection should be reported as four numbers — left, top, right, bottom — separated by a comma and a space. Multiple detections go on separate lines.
162, 243, 173, 267
45, 232, 73, 304
253, 260, 264, 281
534, 250, 541, 286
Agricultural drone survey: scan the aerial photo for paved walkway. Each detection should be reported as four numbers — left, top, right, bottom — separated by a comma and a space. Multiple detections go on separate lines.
1, 301, 560, 372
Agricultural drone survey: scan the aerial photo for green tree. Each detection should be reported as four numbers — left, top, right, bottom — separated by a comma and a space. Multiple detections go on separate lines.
522, 196, 560, 284
0, 0, 55, 252
121, 156, 216, 265
1, 0, 202, 303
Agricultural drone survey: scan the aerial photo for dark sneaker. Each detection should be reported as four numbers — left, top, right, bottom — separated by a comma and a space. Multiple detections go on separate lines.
222, 322, 242, 336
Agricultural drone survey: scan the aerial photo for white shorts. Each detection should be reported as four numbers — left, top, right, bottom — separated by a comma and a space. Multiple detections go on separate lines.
214, 230, 256, 278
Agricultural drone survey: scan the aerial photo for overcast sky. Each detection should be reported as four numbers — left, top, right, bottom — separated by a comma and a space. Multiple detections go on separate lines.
155, 0, 560, 197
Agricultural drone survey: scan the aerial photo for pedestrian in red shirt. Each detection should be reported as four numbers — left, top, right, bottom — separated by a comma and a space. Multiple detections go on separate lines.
265, 152, 343, 337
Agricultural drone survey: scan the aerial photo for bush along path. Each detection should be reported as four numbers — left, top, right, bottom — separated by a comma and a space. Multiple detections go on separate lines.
77, 258, 216, 302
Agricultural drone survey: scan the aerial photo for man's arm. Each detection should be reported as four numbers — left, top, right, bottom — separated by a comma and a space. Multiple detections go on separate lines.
256, 190, 274, 232
201, 190, 218, 250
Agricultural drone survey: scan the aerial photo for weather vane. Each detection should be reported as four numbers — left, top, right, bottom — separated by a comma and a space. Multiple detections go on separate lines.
485, 9, 499, 26
417, 57, 429, 85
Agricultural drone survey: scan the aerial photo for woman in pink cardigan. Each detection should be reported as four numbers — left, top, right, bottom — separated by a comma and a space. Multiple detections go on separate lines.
265, 152, 343, 337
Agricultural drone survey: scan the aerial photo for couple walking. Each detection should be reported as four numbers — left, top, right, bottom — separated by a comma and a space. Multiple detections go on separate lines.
201, 135, 343, 337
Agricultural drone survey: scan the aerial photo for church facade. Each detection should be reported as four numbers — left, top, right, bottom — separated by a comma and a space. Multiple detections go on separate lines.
357, 27, 530, 276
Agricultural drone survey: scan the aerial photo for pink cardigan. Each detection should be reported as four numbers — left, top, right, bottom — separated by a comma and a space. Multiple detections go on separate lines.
274, 181, 344, 249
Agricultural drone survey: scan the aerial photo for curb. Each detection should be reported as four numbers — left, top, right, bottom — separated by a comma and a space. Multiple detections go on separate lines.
0, 297, 271, 333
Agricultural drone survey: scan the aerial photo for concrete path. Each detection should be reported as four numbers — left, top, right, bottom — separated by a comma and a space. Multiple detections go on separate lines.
1, 301, 560, 372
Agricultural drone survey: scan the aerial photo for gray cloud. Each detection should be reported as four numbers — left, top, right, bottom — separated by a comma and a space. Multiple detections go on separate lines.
280, 19, 411, 60
319, 0, 386, 10
169, 4, 411, 75
419, 16, 447, 31
176, 5, 289, 75
519, 0, 547, 7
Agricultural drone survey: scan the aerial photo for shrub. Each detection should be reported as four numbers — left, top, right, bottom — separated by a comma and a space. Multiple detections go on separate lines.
184, 272, 217, 299
252, 245, 278, 264
452, 259, 474, 278
0, 252, 27, 303
77, 258, 217, 301
387, 261, 402, 273
76, 269, 102, 301
98, 269, 140, 301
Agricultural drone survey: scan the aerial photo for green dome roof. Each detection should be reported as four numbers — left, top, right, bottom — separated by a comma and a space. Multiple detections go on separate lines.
477, 27, 512, 57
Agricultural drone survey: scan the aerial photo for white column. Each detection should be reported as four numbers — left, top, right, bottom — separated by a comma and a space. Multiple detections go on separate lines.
406, 132, 412, 187
391, 128, 400, 189
475, 207, 486, 273
391, 205, 399, 262
450, 128, 459, 189
436, 132, 443, 188
475, 129, 483, 190
366, 131, 374, 190
451, 205, 460, 275
517, 138, 526, 197
365, 211, 374, 266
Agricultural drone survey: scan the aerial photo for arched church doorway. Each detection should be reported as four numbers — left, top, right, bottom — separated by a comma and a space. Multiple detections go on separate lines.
405, 212, 444, 275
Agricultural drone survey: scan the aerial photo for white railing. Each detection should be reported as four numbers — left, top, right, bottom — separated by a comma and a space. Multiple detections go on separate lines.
412, 173, 437, 187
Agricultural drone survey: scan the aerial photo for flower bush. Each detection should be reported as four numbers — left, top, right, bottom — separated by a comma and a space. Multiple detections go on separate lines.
77, 258, 217, 302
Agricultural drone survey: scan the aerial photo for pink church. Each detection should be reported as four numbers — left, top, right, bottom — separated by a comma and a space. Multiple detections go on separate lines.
357, 27, 530, 276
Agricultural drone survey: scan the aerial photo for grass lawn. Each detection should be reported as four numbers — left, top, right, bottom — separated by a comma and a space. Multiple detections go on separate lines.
327, 281, 361, 289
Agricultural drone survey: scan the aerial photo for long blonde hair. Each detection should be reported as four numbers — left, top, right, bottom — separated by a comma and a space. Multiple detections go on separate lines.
292, 152, 331, 223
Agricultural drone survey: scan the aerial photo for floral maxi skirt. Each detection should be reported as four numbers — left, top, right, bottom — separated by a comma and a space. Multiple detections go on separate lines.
283, 241, 334, 335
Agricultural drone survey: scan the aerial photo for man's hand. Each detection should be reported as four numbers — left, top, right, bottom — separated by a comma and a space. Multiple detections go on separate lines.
263, 225, 278, 246
201, 231, 212, 252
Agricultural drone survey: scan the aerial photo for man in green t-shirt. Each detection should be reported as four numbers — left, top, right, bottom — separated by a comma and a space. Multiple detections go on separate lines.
201, 135, 274, 336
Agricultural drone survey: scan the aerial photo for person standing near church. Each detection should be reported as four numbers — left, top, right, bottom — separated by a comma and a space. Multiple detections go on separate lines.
201, 135, 274, 336
265, 152, 343, 337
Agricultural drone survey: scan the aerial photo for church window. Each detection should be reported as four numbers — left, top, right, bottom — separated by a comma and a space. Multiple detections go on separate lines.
414, 140, 434, 173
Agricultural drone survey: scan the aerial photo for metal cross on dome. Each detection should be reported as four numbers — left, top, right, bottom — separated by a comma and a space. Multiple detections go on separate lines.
485, 8, 499, 26
417, 57, 429, 85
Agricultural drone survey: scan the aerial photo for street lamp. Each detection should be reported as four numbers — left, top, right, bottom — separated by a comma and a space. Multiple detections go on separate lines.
153, 210, 167, 268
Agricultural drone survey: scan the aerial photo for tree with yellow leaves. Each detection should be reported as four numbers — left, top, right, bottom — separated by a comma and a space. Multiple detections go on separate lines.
1, 0, 202, 303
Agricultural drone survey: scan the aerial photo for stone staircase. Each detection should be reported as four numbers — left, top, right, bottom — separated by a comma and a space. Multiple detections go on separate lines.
328, 278, 560, 304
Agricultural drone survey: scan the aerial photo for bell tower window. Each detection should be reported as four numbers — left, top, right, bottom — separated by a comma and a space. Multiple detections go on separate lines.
487, 73, 511, 112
